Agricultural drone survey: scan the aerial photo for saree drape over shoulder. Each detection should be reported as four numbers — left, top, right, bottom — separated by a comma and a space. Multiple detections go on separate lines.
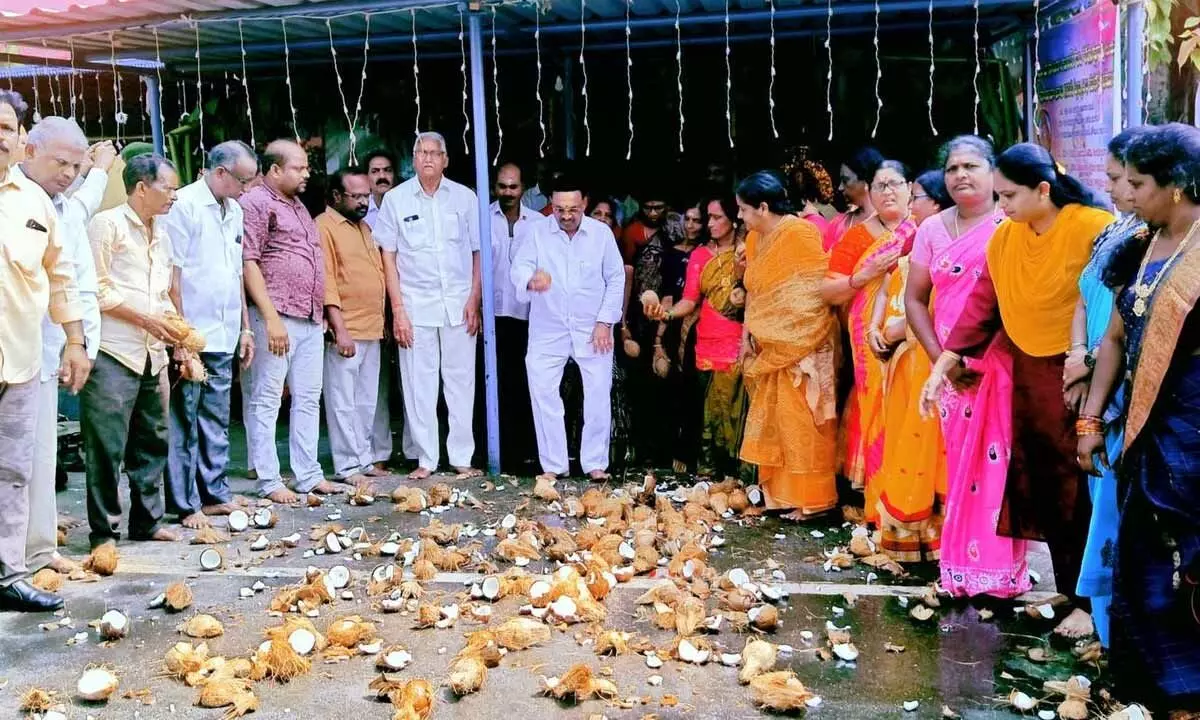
741, 216, 839, 516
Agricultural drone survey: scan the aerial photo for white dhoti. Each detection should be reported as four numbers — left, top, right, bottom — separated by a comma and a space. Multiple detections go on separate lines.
323, 339, 381, 479
397, 324, 476, 471
527, 343, 613, 476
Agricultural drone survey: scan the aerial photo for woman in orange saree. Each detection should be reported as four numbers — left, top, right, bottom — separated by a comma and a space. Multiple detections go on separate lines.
737, 171, 840, 519
820, 161, 918, 523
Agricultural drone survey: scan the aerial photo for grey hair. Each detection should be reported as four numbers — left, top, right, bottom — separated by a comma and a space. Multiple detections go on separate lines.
26, 116, 88, 151
207, 140, 257, 171
939, 135, 996, 170
123, 154, 176, 193
413, 131, 447, 156
0, 90, 28, 122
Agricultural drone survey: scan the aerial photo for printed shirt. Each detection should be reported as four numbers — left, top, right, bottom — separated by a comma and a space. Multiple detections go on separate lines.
0, 167, 82, 384
163, 178, 245, 354
511, 215, 625, 358
89, 204, 175, 376
374, 175, 480, 328
489, 200, 541, 321
240, 183, 324, 323
318, 207, 386, 340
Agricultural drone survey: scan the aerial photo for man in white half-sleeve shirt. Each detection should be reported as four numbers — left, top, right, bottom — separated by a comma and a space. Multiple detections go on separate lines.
510, 175, 624, 482
375, 131, 482, 481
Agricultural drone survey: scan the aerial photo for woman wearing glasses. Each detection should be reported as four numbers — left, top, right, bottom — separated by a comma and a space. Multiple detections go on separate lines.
820, 161, 918, 524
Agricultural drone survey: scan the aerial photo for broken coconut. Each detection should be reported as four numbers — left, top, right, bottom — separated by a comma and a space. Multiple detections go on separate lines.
227, 510, 249, 533
98, 609, 128, 640
198, 547, 224, 571
377, 646, 413, 672
83, 543, 118, 576
164, 582, 193, 612
739, 637, 778, 684
750, 671, 814, 712
76, 667, 119, 702
181, 614, 225, 639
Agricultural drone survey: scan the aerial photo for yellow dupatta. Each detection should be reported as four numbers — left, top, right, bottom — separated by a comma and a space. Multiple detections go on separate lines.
986, 204, 1114, 357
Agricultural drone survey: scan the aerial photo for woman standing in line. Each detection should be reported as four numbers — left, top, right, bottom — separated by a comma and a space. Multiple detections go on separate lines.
825, 147, 886, 251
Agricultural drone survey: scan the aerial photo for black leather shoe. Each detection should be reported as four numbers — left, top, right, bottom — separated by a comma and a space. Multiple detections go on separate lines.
0, 580, 64, 612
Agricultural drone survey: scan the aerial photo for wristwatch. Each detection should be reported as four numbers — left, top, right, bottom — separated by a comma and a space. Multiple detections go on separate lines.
1084, 349, 1096, 369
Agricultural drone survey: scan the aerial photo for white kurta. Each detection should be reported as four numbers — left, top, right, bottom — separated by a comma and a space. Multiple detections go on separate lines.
511, 215, 624, 475
374, 176, 480, 470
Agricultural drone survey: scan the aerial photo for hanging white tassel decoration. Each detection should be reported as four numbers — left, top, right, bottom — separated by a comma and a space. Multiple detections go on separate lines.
768, 0, 778, 139
491, 6, 503, 165
535, 7, 545, 158
282, 18, 300, 142
579, 0, 591, 157
927, 0, 937, 136
825, 0, 833, 141
675, 0, 684, 153
411, 9, 422, 140
458, 9, 470, 155
236, 20, 255, 148
972, 0, 981, 134
724, 0, 733, 148
625, 0, 634, 160
871, 0, 882, 138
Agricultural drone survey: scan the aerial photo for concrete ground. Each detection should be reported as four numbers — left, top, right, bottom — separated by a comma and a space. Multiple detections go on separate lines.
0, 422, 1096, 720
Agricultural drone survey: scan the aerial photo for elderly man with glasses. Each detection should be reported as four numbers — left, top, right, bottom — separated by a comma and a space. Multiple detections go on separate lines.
162, 141, 258, 529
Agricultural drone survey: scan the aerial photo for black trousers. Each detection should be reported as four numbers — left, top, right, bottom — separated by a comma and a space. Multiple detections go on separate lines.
473, 317, 536, 473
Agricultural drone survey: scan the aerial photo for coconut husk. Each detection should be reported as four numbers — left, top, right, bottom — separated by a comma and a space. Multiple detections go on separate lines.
393, 680, 435, 720
494, 617, 551, 650
414, 604, 441, 629
180, 614, 225, 639
428, 483, 453, 507
635, 582, 682, 607
574, 593, 607, 623
749, 670, 814, 711
265, 617, 327, 650
419, 520, 461, 546
164, 641, 210, 680
196, 677, 252, 709
533, 475, 561, 502
633, 545, 660, 575
391, 487, 428, 513
435, 549, 470, 572
573, 524, 604, 549
369, 673, 406, 701
708, 492, 730, 515
257, 638, 311, 681
31, 568, 63, 593
546, 663, 619, 702
164, 582, 194, 612
84, 543, 118, 576
750, 604, 779, 632
446, 653, 487, 695
412, 560, 437, 582
192, 526, 231, 545
270, 578, 334, 613
327, 615, 376, 648
674, 597, 706, 637
495, 538, 540, 562
19, 687, 58, 712
593, 630, 631, 656
719, 588, 757, 613
739, 637, 778, 684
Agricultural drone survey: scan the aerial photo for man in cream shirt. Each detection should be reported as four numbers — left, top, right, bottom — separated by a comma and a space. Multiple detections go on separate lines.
375, 132, 481, 480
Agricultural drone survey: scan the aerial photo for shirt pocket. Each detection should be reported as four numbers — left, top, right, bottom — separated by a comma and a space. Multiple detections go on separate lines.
4, 224, 50, 279
401, 215, 432, 251
442, 210, 465, 245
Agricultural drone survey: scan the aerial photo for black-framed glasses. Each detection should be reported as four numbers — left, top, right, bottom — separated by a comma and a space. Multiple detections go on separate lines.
871, 179, 908, 193
220, 165, 258, 186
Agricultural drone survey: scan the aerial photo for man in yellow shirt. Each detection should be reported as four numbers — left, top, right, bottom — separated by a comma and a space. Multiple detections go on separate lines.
0, 91, 90, 613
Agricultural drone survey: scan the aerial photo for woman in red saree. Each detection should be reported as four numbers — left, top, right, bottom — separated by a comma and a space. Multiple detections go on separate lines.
824, 147, 886, 252
820, 161, 917, 523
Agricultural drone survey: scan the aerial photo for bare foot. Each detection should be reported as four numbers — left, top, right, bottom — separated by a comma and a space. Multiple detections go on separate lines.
1053, 608, 1095, 639
232, 495, 253, 507
344, 474, 373, 491
148, 527, 180, 542
201, 503, 237, 516
57, 514, 83, 531
47, 554, 80, 573
587, 469, 612, 482
455, 466, 484, 480
180, 512, 210, 529
366, 464, 391, 477
407, 467, 433, 481
310, 480, 351, 496
781, 510, 816, 522
266, 488, 299, 505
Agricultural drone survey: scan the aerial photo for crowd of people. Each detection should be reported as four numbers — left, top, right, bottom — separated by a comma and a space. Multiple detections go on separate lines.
1, 81, 1199, 714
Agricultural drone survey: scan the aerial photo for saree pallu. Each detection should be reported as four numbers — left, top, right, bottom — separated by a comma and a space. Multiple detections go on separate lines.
741, 217, 839, 515
877, 261, 947, 562
698, 367, 747, 479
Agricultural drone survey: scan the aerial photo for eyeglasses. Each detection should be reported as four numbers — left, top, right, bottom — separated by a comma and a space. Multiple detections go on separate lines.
871, 179, 908, 193
220, 166, 258, 185
416, 150, 445, 159
553, 206, 583, 216
912, 194, 930, 201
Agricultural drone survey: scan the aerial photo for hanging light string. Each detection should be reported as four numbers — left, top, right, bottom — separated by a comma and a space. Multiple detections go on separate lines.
43, 40, 60, 116
236, 20, 256, 148
674, 0, 684, 153
94, 71, 104, 137
625, 0, 633, 160
972, 0, 981, 134
282, 18, 300, 142
1032, 0, 1041, 136
191, 22, 203, 149
534, 7, 545, 158
110, 32, 125, 143
825, 0, 833, 141
871, 0, 882, 138
326, 17, 357, 160
579, 0, 591, 157
352, 14, 371, 153
768, 0, 778, 139
491, 7, 503, 165
176, 79, 186, 124
723, 0, 733, 148
31, 66, 42, 123
458, 8, 470, 155
412, 9, 422, 139
67, 38, 77, 120
927, 0, 937, 136
150, 28, 165, 132
77, 70, 88, 131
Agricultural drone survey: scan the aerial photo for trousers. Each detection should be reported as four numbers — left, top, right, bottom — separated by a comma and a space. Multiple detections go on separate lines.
323, 339, 381, 479
166, 352, 235, 516
0, 378, 39, 586
527, 343, 613, 476
397, 324, 476, 470
26, 377, 60, 571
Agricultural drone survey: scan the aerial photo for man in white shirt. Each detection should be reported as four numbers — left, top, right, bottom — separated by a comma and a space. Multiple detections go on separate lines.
16, 117, 109, 576
511, 175, 624, 481
163, 141, 258, 530
376, 132, 481, 480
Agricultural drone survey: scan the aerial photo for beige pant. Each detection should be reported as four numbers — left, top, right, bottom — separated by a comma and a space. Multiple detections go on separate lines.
26, 377, 58, 572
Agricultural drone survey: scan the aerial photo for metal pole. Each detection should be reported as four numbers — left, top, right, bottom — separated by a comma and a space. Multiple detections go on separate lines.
144, 74, 164, 155
1125, 0, 1145, 126
562, 55, 575, 161
467, 5, 500, 475
1024, 33, 1036, 141
1111, 0, 1123, 135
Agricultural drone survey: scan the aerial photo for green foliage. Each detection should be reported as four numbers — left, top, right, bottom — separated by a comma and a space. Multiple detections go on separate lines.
1145, 0, 1200, 72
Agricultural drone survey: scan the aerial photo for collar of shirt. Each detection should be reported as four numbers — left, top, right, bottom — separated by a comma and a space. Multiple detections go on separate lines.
413, 177, 450, 200
262, 181, 306, 210
323, 205, 364, 229
489, 201, 538, 223
119, 203, 161, 243
192, 176, 241, 217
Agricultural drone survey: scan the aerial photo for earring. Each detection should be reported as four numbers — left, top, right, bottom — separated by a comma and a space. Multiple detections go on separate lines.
1174, 188, 1183, 205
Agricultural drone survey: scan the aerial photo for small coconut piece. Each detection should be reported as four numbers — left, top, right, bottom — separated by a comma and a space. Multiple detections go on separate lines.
181, 614, 224, 639
198, 547, 223, 571
909, 605, 936, 622
446, 653, 487, 695
164, 641, 209, 679
748, 604, 779, 633
675, 597, 706, 637
414, 603, 441, 629
739, 637, 778, 684
98, 609, 128, 640
831, 643, 859, 662
903, 700, 921, 712
281, 532, 301, 548
749, 671, 814, 712
227, 509, 250, 533
1009, 690, 1038, 712
546, 663, 619, 702
31, 568, 63, 593
250, 534, 270, 551
550, 595, 579, 623
327, 565, 351, 590
675, 637, 712, 665
593, 630, 631, 656
327, 615, 375, 648
252, 507, 275, 528
428, 483, 453, 507
377, 646, 413, 671
76, 667, 119, 702
83, 543, 118, 576
533, 475, 561, 502
163, 582, 193, 612
494, 617, 551, 650
725, 568, 751, 589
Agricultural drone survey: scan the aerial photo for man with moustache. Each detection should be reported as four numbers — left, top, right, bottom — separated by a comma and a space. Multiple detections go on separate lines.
16, 117, 110, 576
363, 149, 395, 232
241, 140, 343, 503
318, 167, 386, 490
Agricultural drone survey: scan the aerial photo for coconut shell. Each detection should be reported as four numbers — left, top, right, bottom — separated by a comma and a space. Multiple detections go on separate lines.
164, 642, 209, 680
494, 617, 551, 650
84, 543, 118, 576
181, 614, 225, 639
533, 475, 561, 502
739, 637, 778, 684
428, 483, 453, 507
414, 604, 441, 629
394, 680, 435, 720
749, 670, 814, 711
327, 615, 376, 648
31, 568, 63, 593
164, 582, 194, 612
727, 489, 750, 513
495, 538, 540, 562
750, 604, 779, 632
391, 487, 428, 512
548, 663, 618, 701
446, 653, 487, 695
196, 677, 252, 709
674, 597, 706, 637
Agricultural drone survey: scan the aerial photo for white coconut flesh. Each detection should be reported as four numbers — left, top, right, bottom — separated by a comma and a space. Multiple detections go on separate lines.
380, 542, 401, 556
381, 649, 412, 670
251, 535, 269, 551
327, 566, 351, 590
323, 534, 342, 554
618, 541, 636, 561
289, 628, 317, 656
281, 533, 301, 547
227, 510, 249, 532
253, 509, 274, 528
358, 640, 382, 655
481, 576, 501, 601
99, 610, 128, 639
832, 643, 859, 662
549, 596, 577, 621
198, 548, 222, 571
677, 639, 710, 664
500, 514, 517, 531
372, 564, 395, 585
720, 653, 741, 667
76, 667, 119, 701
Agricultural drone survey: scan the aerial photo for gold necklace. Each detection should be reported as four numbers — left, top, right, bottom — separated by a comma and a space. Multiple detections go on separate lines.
1131, 219, 1200, 317
952, 203, 998, 238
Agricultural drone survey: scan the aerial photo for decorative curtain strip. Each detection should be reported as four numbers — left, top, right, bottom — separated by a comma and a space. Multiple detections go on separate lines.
579, 0, 591, 157
43, 40, 60, 116
1032, 0, 1041, 135
458, 9, 470, 155
237, 20, 255, 148
825, 0, 833, 141
352, 15, 371, 155
972, 0, 980, 134
326, 17, 358, 160
491, 7, 503, 164
68, 38, 77, 120
723, 0, 733, 148
31, 65, 41, 122
871, 0, 882, 138
927, 0, 937, 136
151, 28, 166, 131
674, 0, 684, 153
625, 0, 633, 159
94, 71, 104, 137
77, 71, 87, 132
768, 0, 778, 139
534, 7, 545, 158
282, 18, 300, 142
412, 9, 422, 139
192, 22, 203, 148
110, 32, 125, 143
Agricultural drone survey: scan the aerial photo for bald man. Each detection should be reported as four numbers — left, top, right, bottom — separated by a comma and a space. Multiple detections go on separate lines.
241, 140, 343, 504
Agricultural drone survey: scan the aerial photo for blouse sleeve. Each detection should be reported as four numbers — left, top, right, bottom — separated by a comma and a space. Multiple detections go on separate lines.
827, 227, 869, 276
682, 248, 706, 303
943, 262, 1002, 358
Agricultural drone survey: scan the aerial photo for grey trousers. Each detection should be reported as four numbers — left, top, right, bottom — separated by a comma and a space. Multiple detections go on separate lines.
81, 352, 169, 548
26, 377, 60, 572
166, 352, 234, 516
0, 378, 39, 587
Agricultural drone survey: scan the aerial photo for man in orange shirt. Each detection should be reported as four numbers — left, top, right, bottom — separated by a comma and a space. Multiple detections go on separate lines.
319, 168, 387, 489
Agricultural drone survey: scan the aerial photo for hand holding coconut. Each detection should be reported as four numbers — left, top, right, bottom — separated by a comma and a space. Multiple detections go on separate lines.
527, 269, 552, 293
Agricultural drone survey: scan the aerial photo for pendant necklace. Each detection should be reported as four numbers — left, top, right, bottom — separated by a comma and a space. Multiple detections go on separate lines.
1131, 218, 1200, 317
953, 202, 998, 239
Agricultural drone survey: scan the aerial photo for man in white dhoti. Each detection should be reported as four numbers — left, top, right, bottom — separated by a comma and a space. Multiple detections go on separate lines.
511, 177, 625, 481
375, 132, 482, 480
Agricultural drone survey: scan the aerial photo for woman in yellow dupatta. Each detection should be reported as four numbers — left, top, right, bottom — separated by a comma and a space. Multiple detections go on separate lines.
737, 171, 840, 520
820, 161, 918, 524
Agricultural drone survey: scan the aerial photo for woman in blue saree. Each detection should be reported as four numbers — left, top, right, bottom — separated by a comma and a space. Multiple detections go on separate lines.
1079, 123, 1200, 716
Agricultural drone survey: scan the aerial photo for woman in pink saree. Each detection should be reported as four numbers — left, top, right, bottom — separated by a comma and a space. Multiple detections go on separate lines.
911, 136, 1030, 598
